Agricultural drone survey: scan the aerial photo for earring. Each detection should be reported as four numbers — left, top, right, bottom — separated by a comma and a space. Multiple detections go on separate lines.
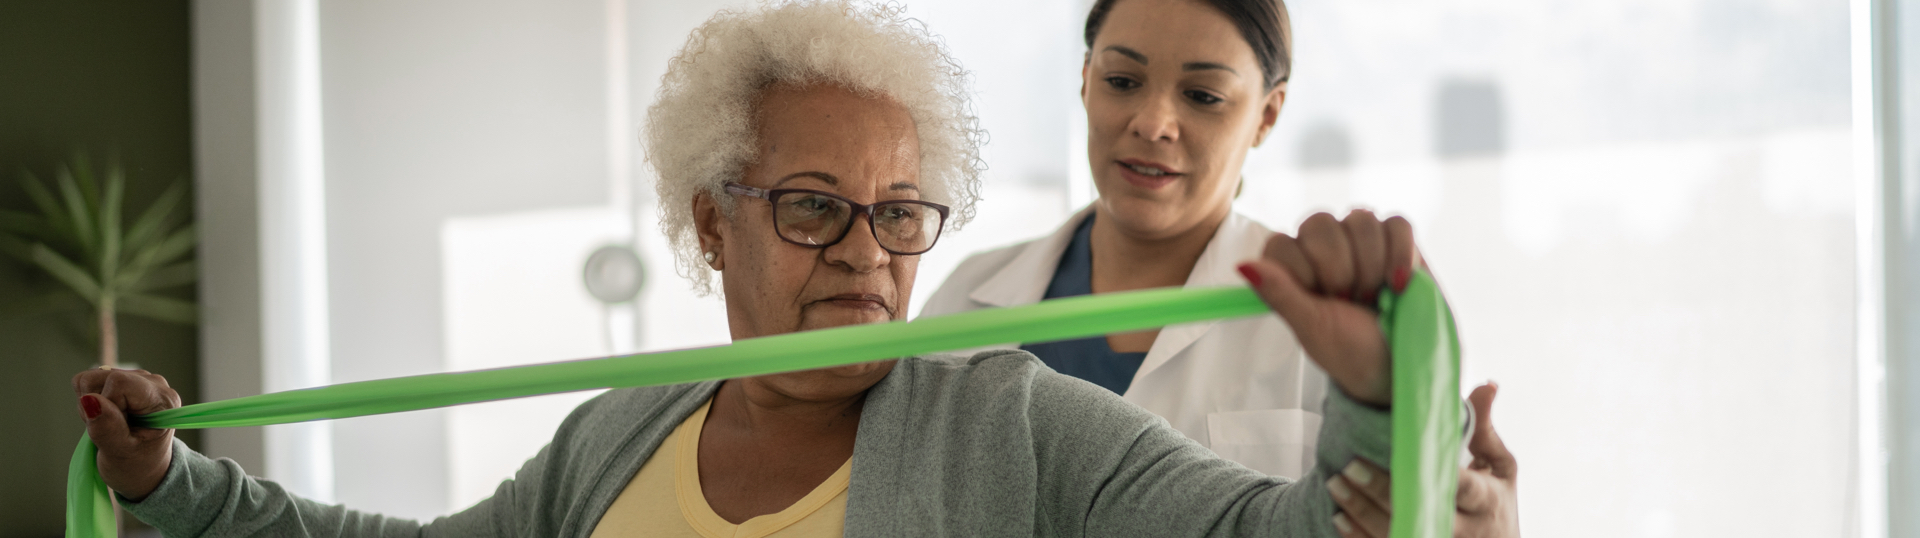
703, 251, 717, 264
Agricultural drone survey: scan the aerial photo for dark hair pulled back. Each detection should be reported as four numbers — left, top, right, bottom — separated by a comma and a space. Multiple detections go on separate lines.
1083, 0, 1292, 90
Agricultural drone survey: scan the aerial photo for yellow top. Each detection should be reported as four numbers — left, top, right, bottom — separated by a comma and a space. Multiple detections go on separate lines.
588, 398, 852, 538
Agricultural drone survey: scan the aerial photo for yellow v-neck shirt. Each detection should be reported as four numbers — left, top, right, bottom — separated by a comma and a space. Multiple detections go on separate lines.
589, 399, 852, 538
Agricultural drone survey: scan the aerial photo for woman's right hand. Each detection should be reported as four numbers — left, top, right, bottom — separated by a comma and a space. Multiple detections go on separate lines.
71, 367, 182, 502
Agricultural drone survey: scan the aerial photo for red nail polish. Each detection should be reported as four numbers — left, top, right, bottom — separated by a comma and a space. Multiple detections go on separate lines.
1390, 267, 1411, 292
1236, 263, 1263, 288
80, 395, 101, 420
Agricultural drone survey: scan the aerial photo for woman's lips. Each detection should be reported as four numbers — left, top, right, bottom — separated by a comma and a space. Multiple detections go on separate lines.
1115, 159, 1182, 190
819, 293, 889, 312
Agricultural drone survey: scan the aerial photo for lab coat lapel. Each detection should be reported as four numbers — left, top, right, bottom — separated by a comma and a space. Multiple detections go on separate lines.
1131, 213, 1271, 386
967, 206, 1096, 308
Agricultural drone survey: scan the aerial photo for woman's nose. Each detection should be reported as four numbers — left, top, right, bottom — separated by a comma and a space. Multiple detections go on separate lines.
1128, 93, 1180, 143
823, 214, 890, 273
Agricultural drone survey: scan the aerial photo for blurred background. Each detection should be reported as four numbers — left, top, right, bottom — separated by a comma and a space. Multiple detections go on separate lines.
2, 0, 1916, 536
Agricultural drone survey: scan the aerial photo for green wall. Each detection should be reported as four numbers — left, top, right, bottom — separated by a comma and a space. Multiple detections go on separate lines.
0, 1, 200, 536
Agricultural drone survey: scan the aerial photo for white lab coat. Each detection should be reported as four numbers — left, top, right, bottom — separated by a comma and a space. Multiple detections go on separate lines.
922, 206, 1329, 479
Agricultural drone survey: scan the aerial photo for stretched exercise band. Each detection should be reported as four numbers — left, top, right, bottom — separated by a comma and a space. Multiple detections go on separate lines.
68, 271, 1459, 538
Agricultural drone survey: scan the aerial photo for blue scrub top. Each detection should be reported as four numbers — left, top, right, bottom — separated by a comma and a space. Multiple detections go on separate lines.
1019, 214, 1149, 394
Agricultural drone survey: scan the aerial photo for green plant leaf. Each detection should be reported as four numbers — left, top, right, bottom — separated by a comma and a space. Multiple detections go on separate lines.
126, 260, 196, 293
118, 293, 197, 324
19, 171, 74, 242
144, 224, 195, 266
125, 223, 195, 277
99, 165, 124, 284
29, 243, 100, 303
54, 165, 98, 260
123, 180, 185, 253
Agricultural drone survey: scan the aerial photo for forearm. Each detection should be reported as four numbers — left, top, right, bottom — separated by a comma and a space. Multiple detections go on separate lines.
1046, 369, 1390, 537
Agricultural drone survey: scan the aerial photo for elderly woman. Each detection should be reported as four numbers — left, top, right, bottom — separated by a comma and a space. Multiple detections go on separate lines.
73, 2, 1413, 536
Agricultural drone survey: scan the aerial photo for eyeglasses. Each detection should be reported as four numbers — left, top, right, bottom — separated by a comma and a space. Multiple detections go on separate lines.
724, 182, 950, 255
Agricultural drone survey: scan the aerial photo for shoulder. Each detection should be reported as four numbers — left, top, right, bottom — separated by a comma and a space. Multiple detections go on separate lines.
888, 350, 1045, 390
881, 350, 1066, 403
892, 351, 1157, 425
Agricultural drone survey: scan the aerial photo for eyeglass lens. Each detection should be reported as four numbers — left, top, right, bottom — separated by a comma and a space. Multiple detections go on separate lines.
772, 192, 942, 254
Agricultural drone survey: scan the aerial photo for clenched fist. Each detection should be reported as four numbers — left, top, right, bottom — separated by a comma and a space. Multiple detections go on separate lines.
1237, 209, 1423, 406
72, 367, 182, 501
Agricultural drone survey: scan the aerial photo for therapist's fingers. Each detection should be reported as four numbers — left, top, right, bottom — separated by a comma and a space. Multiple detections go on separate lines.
1297, 213, 1355, 298
1263, 233, 1319, 292
1467, 383, 1517, 479
1456, 467, 1505, 515
1384, 216, 1424, 293
1343, 209, 1388, 302
1457, 383, 1521, 538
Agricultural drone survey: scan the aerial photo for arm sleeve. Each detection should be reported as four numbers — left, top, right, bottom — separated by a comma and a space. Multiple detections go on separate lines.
1032, 373, 1391, 538
119, 412, 591, 538
119, 439, 430, 537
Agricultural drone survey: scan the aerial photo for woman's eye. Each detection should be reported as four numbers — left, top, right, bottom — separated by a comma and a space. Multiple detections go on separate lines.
1104, 76, 1140, 91
784, 196, 835, 217
1185, 90, 1223, 105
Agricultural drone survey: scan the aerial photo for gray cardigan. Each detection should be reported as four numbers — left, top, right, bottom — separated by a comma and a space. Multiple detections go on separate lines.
125, 350, 1389, 537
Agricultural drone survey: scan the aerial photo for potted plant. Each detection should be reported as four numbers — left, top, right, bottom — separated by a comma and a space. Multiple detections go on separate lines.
0, 154, 198, 367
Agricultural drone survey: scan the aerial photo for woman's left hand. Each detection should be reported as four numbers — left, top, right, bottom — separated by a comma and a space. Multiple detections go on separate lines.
1237, 209, 1420, 406
1328, 383, 1522, 538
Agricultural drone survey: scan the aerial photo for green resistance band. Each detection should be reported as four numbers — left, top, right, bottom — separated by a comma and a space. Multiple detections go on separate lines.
68, 271, 1459, 538
1380, 271, 1463, 538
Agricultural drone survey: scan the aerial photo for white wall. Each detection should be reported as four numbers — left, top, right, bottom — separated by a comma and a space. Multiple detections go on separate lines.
1236, 1, 1857, 536
440, 207, 625, 510
317, 0, 615, 518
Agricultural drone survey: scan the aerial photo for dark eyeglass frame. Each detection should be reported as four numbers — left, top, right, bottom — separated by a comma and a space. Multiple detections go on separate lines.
724, 182, 951, 255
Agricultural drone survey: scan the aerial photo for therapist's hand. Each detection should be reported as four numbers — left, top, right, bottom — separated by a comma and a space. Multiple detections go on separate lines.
72, 367, 181, 502
1454, 383, 1520, 537
1331, 383, 1521, 538
1236, 209, 1422, 406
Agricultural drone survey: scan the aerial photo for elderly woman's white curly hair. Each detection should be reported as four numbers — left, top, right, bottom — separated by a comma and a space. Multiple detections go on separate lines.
646, 0, 985, 295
